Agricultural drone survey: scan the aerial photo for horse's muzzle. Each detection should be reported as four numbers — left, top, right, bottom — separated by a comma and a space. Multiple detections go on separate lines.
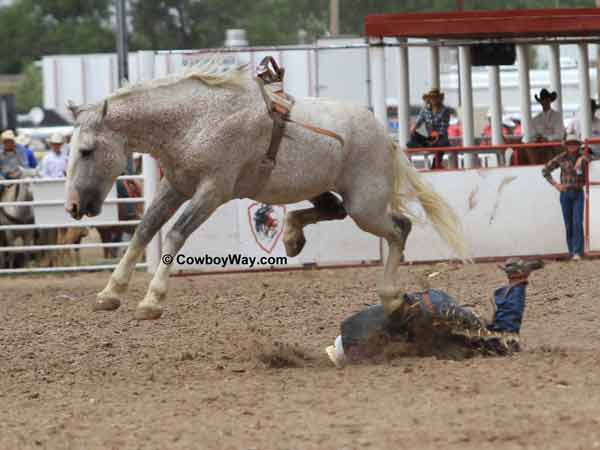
66, 189, 82, 220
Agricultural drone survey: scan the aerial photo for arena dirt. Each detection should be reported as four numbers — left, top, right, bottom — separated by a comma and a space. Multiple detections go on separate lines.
2, 260, 600, 450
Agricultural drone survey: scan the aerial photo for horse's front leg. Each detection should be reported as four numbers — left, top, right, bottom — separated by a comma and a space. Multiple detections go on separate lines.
135, 179, 222, 320
95, 179, 186, 311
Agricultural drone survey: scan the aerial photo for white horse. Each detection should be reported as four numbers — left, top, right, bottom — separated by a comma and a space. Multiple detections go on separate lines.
65, 60, 467, 320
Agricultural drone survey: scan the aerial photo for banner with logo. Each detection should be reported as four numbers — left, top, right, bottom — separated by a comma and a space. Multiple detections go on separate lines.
164, 198, 381, 273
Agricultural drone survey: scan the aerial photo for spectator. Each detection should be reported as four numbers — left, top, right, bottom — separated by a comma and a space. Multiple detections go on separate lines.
482, 111, 511, 140
15, 134, 38, 168
62, 131, 73, 157
0, 130, 27, 182
447, 116, 462, 139
512, 117, 523, 138
567, 99, 600, 158
39, 133, 68, 178
527, 89, 564, 165
542, 133, 588, 261
407, 88, 451, 169
531, 89, 565, 142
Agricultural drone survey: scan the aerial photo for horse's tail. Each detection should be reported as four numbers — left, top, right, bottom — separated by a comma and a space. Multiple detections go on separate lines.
388, 140, 470, 261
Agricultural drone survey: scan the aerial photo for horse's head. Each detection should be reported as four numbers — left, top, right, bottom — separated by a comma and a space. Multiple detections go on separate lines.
65, 100, 128, 219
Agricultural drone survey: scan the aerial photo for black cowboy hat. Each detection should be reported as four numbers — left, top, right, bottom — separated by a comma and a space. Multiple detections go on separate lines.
534, 88, 558, 103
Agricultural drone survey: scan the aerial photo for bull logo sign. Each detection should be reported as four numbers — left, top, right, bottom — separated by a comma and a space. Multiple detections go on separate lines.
247, 202, 286, 254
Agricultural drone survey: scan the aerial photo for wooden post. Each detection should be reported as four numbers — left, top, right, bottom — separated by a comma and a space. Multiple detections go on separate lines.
330, 0, 339, 36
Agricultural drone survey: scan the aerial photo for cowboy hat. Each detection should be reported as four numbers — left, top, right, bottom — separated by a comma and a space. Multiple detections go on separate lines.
16, 134, 31, 146
422, 88, 444, 101
1, 129, 16, 141
48, 133, 64, 145
534, 88, 558, 103
564, 133, 581, 145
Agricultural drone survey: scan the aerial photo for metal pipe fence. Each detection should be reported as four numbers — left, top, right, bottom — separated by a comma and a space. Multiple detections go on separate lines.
0, 173, 148, 274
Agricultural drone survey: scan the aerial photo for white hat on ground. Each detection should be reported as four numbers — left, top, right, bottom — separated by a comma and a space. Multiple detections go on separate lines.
49, 133, 64, 145
325, 335, 346, 369
1, 130, 16, 141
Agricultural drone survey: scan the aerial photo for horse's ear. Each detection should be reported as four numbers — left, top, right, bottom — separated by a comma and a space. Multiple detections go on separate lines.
67, 100, 79, 119
101, 100, 109, 120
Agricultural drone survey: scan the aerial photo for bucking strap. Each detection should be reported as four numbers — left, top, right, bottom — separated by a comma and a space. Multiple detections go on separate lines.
288, 120, 345, 147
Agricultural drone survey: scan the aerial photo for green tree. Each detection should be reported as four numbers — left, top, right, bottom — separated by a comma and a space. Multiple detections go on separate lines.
15, 62, 42, 113
0, 0, 114, 74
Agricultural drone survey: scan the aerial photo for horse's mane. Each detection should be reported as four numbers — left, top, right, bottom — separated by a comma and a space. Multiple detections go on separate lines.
108, 56, 248, 101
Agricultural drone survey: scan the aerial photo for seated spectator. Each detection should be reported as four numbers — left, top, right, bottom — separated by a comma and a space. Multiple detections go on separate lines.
407, 88, 451, 169
482, 111, 511, 141
567, 99, 600, 158
39, 133, 68, 178
16, 133, 38, 168
512, 117, 522, 138
527, 88, 565, 165
447, 116, 462, 139
531, 89, 565, 142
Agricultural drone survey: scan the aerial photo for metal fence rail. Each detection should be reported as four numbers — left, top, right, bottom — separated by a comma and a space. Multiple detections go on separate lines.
0, 173, 148, 274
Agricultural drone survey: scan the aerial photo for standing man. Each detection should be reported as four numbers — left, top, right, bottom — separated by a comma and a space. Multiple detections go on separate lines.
542, 134, 589, 261
39, 133, 68, 178
529, 88, 565, 164
407, 88, 452, 169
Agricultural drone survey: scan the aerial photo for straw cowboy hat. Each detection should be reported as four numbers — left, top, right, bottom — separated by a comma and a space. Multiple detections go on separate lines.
423, 88, 444, 101
16, 134, 31, 146
534, 88, 558, 103
48, 133, 64, 145
564, 133, 581, 145
1, 130, 16, 141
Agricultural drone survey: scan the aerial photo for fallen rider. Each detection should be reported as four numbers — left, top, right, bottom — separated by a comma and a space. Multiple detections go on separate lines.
326, 258, 544, 368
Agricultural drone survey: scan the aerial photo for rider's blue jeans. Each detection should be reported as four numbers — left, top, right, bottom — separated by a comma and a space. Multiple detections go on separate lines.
487, 283, 527, 334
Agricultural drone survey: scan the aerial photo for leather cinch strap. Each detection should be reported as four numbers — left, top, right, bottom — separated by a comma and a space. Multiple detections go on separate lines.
256, 56, 345, 167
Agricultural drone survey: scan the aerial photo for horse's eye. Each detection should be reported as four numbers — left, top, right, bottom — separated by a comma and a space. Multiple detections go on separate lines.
80, 148, 94, 158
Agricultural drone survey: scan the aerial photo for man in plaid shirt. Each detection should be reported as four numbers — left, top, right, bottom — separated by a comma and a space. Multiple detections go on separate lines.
542, 133, 590, 260
407, 88, 452, 169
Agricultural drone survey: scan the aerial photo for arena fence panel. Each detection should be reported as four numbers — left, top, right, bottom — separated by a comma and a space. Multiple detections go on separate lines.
0, 173, 147, 275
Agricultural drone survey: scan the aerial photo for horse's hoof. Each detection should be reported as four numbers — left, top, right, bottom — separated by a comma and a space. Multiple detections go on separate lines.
382, 297, 404, 316
135, 305, 163, 320
93, 296, 121, 311
378, 287, 404, 316
283, 234, 306, 257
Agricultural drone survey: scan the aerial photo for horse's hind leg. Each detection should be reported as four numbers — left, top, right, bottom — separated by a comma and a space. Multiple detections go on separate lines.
135, 179, 223, 320
283, 192, 347, 257
344, 192, 412, 316
95, 179, 186, 312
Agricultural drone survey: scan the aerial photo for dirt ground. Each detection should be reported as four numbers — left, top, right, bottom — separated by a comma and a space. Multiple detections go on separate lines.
1, 260, 600, 450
